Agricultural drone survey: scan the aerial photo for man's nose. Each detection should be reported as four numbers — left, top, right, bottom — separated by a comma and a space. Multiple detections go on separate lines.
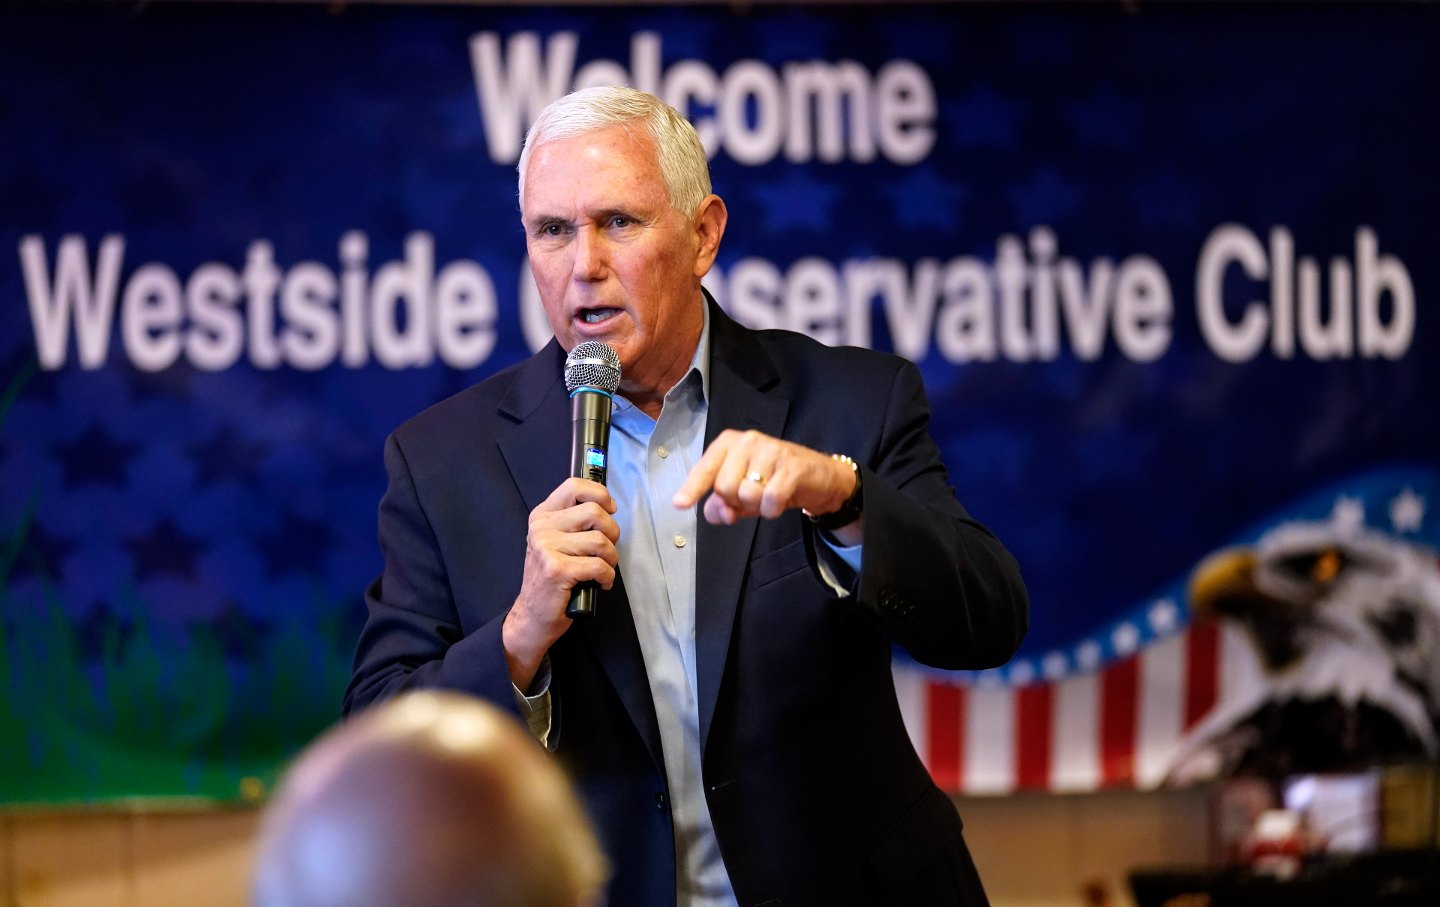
573, 226, 607, 280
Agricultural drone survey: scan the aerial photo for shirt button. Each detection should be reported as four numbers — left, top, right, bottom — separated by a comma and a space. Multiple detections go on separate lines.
657, 445, 669, 459
674, 534, 687, 548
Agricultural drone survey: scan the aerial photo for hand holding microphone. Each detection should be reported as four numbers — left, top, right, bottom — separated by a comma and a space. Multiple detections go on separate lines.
500, 341, 622, 691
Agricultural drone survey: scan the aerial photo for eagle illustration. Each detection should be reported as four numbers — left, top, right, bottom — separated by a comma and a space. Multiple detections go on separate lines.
1165, 503, 1440, 785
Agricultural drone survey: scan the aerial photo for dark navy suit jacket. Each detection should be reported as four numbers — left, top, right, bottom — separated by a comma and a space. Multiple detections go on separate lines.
344, 300, 1028, 906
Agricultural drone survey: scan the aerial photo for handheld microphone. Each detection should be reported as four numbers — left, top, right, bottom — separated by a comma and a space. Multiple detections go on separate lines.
563, 340, 621, 619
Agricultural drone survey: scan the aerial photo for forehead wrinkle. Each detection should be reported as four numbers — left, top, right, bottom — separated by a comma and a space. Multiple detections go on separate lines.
523, 126, 670, 216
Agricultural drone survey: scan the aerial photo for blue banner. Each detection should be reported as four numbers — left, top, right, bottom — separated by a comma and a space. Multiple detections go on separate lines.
2, 2, 1437, 803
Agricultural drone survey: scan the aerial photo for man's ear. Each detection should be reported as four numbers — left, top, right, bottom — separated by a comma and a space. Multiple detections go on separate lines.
691, 194, 728, 278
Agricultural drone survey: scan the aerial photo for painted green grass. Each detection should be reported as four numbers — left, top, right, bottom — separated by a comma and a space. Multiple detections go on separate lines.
0, 548, 356, 807
0, 363, 355, 807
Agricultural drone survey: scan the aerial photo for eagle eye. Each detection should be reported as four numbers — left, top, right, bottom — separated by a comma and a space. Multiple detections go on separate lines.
1274, 548, 1346, 585
1310, 549, 1342, 583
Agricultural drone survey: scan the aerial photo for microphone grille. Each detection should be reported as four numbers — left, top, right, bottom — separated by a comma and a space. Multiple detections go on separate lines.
564, 341, 621, 393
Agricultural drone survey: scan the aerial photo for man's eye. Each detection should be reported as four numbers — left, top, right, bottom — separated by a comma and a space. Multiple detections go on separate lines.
608, 215, 633, 229
541, 223, 566, 236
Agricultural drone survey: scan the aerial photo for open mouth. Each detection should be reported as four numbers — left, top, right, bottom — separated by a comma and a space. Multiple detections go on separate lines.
577, 307, 621, 325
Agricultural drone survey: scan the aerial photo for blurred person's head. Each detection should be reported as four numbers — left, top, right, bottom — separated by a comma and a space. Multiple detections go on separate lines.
251, 691, 607, 907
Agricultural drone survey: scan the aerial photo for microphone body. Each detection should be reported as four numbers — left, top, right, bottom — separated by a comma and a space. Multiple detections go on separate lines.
567, 386, 612, 619
563, 341, 621, 619
569, 388, 613, 484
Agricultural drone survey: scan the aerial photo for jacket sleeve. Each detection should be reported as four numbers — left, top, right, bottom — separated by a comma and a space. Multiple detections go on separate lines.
850, 358, 1029, 669
341, 431, 521, 718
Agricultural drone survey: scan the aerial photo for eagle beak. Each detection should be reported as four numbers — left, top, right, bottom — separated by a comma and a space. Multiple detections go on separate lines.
1189, 546, 1308, 672
1189, 548, 1260, 620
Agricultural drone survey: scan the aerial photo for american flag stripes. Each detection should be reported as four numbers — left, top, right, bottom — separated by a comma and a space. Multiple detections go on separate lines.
896, 621, 1260, 794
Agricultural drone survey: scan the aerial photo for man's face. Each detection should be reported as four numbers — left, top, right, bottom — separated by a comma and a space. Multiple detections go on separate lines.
521, 124, 718, 400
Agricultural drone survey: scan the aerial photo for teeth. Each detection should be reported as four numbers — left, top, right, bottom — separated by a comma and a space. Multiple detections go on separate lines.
582, 309, 613, 324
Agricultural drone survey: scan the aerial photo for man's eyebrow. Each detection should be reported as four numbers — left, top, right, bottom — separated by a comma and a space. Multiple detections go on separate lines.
595, 206, 648, 222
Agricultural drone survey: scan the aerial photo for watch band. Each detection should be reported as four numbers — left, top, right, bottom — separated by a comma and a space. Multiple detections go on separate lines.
805, 454, 863, 531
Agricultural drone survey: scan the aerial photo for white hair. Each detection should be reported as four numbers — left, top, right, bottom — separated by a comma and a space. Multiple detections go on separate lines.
517, 86, 711, 219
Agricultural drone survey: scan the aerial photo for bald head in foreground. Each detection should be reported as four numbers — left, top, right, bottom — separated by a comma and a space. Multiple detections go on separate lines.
251, 691, 608, 907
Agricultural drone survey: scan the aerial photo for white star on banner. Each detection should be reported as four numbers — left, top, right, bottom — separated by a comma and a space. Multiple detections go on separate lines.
1076, 640, 1102, 672
1148, 598, 1179, 634
1010, 660, 1035, 686
1112, 622, 1140, 655
1390, 487, 1426, 533
1331, 496, 1366, 532
1042, 651, 1068, 680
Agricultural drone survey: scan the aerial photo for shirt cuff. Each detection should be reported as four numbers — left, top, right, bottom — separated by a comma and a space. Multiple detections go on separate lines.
512, 655, 554, 750
814, 528, 863, 595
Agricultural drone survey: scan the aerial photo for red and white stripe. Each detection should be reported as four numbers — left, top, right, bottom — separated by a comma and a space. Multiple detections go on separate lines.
894, 622, 1261, 793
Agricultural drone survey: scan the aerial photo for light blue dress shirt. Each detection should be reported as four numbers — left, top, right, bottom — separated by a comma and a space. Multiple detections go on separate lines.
607, 311, 735, 907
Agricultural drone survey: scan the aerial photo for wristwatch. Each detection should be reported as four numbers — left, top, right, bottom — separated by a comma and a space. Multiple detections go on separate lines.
805, 454, 863, 531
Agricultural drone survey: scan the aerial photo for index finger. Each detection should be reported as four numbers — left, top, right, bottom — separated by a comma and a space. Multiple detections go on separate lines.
541, 476, 616, 513
672, 441, 728, 509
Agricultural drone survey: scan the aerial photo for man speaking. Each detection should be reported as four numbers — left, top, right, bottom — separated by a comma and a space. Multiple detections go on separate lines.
344, 86, 1028, 907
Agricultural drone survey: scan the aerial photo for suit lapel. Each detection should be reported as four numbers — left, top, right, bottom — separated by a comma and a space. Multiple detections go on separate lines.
695, 301, 788, 752
496, 342, 570, 512
572, 570, 665, 768
496, 342, 665, 770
